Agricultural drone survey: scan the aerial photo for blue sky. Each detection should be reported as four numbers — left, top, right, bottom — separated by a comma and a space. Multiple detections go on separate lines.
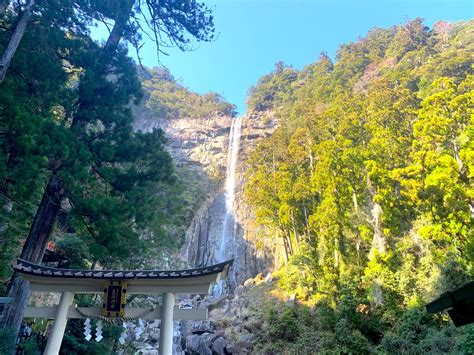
126, 0, 473, 114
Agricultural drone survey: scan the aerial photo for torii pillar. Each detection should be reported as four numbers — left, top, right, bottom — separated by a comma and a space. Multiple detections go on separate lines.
44, 291, 74, 355
159, 292, 175, 355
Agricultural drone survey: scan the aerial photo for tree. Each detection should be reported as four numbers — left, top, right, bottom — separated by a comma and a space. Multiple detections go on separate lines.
244, 19, 473, 352
0, 0, 35, 83
0, 0, 215, 84
0, 0, 216, 347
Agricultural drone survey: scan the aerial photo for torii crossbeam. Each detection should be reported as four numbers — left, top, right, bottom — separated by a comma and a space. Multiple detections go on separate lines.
13, 258, 233, 355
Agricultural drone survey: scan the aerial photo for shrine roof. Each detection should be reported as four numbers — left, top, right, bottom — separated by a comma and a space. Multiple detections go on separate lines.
13, 259, 233, 280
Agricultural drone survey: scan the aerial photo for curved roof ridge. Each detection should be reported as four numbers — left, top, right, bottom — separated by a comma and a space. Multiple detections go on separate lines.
13, 258, 233, 280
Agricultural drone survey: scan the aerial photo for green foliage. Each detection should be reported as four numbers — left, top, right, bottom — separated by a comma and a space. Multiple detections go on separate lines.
138, 67, 237, 120
254, 303, 314, 353
267, 307, 299, 342
0, 0, 224, 348
0, 13, 78, 281
17, 336, 41, 354
0, 0, 223, 279
455, 324, 474, 353
0, 327, 16, 354
380, 308, 456, 353
251, 288, 463, 354
245, 19, 474, 353
247, 61, 298, 112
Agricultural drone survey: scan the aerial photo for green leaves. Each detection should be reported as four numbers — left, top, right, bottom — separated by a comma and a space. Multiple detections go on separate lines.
244, 19, 473, 351
0, 0, 221, 277
140, 67, 237, 120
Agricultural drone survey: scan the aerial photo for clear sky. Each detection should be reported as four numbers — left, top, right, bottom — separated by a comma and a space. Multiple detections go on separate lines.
130, 0, 473, 114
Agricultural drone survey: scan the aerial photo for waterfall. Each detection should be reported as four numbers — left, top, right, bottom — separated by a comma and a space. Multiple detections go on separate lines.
218, 116, 242, 262
212, 116, 242, 297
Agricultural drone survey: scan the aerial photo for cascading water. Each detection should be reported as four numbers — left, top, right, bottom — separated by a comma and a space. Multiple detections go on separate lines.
213, 116, 242, 296
219, 116, 242, 261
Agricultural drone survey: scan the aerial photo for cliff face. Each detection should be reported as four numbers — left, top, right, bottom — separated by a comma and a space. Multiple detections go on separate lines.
234, 111, 287, 275
134, 113, 231, 188
134, 106, 282, 284
183, 110, 284, 285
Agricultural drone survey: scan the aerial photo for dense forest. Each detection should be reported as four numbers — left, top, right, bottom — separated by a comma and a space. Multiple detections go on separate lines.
244, 19, 473, 353
0, 0, 225, 352
0, 0, 472, 352
138, 67, 236, 121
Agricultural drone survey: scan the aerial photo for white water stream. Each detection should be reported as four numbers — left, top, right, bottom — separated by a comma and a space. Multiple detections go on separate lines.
218, 116, 243, 261
213, 116, 242, 296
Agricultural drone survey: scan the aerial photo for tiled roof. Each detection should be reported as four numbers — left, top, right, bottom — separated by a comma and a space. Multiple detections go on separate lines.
13, 259, 233, 280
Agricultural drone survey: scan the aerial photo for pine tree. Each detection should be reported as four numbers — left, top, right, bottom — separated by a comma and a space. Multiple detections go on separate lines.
0, 0, 216, 346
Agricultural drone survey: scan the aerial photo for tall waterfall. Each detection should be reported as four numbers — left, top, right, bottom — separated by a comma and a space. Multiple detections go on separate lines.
211, 116, 242, 297
218, 116, 243, 262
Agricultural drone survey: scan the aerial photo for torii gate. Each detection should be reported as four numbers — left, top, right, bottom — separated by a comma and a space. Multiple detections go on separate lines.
13, 258, 233, 355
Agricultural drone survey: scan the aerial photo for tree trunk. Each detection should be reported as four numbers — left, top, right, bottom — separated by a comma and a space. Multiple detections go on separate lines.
0, 275, 30, 351
0, 0, 136, 345
366, 173, 386, 259
370, 201, 386, 257
101, 0, 134, 56
0, 0, 35, 85
352, 187, 358, 213
366, 173, 386, 307
0, 174, 62, 350
20, 174, 63, 263
281, 232, 289, 266
291, 214, 300, 253
285, 231, 293, 256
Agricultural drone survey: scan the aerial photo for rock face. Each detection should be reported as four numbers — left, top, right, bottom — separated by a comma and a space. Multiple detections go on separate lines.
134, 108, 285, 353
232, 111, 287, 279
183, 192, 227, 269
135, 107, 283, 284
183, 110, 283, 285
134, 111, 231, 192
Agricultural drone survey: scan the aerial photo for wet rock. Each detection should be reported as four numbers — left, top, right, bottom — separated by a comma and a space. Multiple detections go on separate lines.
226, 344, 237, 354
140, 350, 158, 355
243, 278, 255, 287
212, 337, 227, 354
198, 341, 212, 355
172, 343, 184, 355
234, 285, 245, 296
191, 320, 216, 335
192, 295, 202, 304
186, 334, 202, 353
180, 112, 283, 287
185, 334, 213, 355
209, 307, 225, 321
179, 299, 193, 310
149, 329, 160, 341
201, 332, 219, 348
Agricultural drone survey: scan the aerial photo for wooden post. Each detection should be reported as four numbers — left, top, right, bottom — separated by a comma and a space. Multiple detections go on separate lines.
159, 292, 175, 355
43, 291, 74, 355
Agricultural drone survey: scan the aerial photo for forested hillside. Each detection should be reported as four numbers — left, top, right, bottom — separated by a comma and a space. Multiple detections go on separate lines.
0, 1, 472, 351
243, 19, 473, 353
138, 67, 236, 121
0, 0, 221, 352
